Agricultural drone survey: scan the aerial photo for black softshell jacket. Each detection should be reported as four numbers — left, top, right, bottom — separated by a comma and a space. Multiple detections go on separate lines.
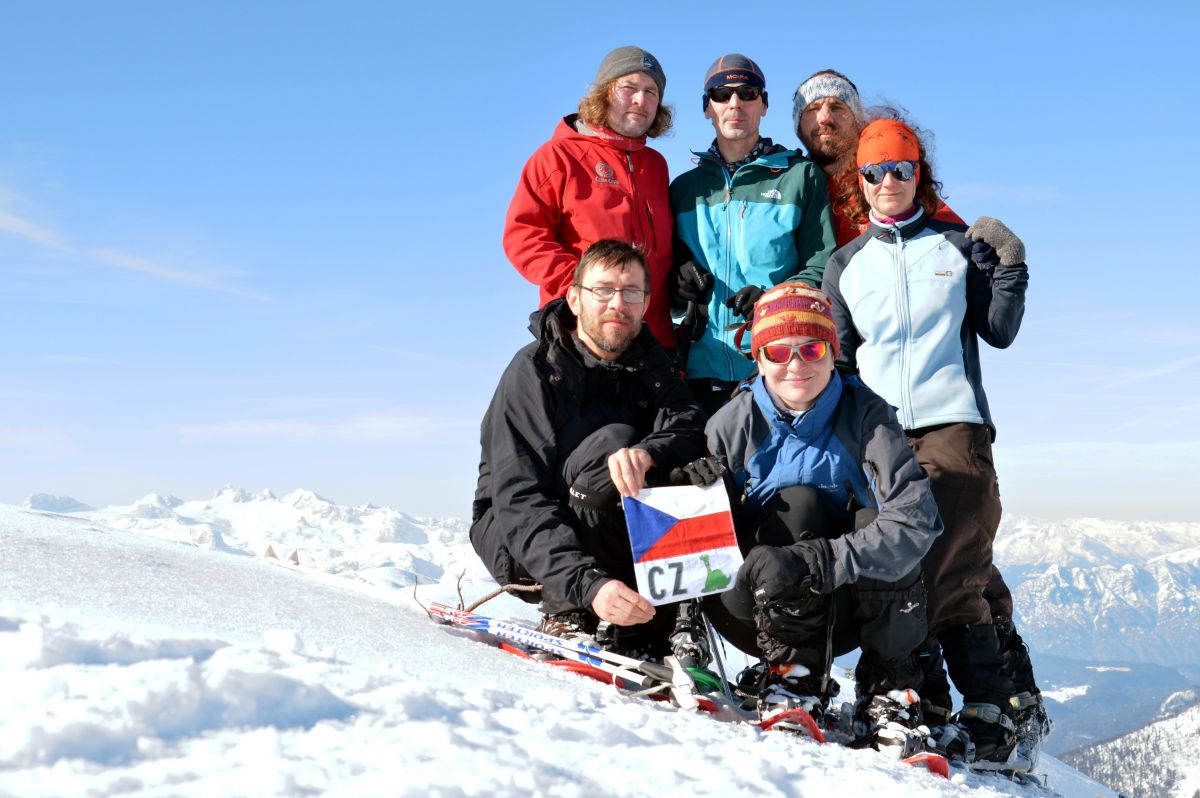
470, 299, 706, 609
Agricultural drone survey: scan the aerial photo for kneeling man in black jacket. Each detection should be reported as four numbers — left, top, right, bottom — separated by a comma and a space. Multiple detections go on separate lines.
471, 239, 706, 655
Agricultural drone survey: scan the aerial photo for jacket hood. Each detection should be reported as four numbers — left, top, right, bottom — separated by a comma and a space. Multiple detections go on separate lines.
555, 114, 647, 153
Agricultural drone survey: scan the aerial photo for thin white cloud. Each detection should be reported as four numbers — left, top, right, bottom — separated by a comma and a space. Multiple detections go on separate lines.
39, 354, 136, 368
1056, 353, 1200, 388
177, 414, 474, 444
88, 247, 266, 298
0, 191, 262, 297
0, 207, 69, 250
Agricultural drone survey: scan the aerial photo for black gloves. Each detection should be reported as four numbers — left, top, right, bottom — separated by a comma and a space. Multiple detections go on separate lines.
969, 241, 1000, 271
669, 456, 725, 487
725, 285, 764, 320
740, 540, 835, 664
966, 216, 1025, 267
675, 261, 714, 303
740, 539, 834, 599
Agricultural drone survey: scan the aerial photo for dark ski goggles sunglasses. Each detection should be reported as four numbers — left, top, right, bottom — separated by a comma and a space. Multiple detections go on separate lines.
858, 160, 918, 185
706, 85, 764, 104
759, 340, 830, 365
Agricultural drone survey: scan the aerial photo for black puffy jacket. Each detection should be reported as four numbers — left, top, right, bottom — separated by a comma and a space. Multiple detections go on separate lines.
470, 299, 706, 609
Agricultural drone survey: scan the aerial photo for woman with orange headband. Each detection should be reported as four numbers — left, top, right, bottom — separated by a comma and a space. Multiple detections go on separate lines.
821, 117, 1039, 771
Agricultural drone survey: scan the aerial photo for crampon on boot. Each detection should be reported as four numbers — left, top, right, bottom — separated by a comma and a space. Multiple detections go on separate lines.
956, 702, 1023, 771
738, 662, 829, 737
669, 599, 712, 669
855, 688, 928, 759
1010, 691, 1052, 772
537, 609, 599, 641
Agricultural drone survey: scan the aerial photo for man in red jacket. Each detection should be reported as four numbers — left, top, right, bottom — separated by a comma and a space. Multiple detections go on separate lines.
503, 46, 676, 348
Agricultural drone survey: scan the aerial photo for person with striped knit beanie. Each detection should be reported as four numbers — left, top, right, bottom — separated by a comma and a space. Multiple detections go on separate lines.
672, 281, 944, 755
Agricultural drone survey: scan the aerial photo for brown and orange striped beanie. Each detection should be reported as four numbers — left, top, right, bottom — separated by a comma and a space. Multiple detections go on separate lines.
744, 282, 840, 359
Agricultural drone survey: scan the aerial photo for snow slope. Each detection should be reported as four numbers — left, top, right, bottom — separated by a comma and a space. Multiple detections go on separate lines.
0, 503, 1118, 797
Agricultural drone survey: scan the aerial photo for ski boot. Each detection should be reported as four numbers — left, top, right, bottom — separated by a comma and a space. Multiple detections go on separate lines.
956, 702, 1022, 771
668, 599, 712, 669
854, 688, 927, 759
738, 662, 830, 736
1009, 691, 1052, 772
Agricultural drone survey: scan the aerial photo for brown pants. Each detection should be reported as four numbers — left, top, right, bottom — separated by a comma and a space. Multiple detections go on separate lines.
907, 423, 1001, 632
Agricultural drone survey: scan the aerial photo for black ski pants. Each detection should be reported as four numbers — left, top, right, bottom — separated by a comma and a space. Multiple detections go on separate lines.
704, 485, 928, 699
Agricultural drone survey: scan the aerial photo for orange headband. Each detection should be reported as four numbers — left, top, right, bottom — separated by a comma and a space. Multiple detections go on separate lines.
857, 119, 920, 167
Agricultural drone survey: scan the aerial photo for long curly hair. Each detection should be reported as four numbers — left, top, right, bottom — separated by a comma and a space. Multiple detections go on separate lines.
842, 109, 946, 221
577, 78, 673, 139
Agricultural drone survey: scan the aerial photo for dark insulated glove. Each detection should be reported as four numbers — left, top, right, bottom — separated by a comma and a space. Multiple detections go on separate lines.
674, 261, 714, 303
966, 216, 1025, 267
669, 456, 725, 487
740, 539, 834, 599
969, 241, 1000, 271
725, 285, 764, 320
740, 540, 834, 663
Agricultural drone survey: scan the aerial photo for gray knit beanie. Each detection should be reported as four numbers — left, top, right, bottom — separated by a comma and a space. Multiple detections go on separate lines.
594, 46, 666, 96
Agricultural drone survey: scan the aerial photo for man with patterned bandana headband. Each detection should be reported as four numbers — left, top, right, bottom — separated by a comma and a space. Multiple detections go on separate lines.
792, 70, 963, 247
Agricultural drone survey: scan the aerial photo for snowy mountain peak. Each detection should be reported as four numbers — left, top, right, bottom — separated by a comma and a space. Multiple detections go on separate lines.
212, 485, 254, 502
1158, 689, 1200, 720
22, 494, 94, 513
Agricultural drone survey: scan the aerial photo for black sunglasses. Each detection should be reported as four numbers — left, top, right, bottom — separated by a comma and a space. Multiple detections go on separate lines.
706, 85, 764, 104
858, 160, 918, 185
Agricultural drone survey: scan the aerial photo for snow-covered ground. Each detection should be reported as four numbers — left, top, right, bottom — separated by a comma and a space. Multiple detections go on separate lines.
0, 497, 1120, 797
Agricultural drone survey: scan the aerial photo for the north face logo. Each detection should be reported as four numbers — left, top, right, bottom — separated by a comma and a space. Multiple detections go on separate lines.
761, 189, 782, 200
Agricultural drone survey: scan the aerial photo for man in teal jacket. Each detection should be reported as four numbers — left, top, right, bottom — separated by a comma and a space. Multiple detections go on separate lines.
670, 53, 835, 417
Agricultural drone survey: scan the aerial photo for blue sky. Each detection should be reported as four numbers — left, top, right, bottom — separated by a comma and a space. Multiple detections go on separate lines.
2, 2, 1197, 521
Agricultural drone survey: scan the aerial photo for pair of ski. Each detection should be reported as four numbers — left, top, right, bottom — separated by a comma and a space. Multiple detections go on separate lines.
428, 602, 948, 779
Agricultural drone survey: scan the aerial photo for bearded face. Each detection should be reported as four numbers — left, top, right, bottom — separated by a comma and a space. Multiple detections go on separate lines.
566, 263, 648, 360
799, 97, 860, 169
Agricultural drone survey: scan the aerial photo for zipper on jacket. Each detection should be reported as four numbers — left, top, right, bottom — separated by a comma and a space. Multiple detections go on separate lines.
891, 227, 916, 429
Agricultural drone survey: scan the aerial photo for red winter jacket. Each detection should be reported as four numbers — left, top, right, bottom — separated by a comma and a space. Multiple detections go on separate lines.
503, 115, 674, 347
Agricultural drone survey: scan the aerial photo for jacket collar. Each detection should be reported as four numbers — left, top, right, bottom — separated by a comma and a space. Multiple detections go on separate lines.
527, 298, 659, 377
557, 114, 647, 153
868, 205, 929, 240
749, 369, 844, 437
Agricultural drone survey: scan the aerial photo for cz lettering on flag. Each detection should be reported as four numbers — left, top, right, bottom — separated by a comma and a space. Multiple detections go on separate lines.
622, 482, 741, 606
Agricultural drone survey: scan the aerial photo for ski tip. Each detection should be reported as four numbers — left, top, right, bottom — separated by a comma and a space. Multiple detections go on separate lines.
757, 708, 826, 743
901, 752, 950, 778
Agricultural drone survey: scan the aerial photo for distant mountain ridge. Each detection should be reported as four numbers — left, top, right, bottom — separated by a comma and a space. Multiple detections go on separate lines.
1060, 694, 1200, 798
995, 517, 1200, 668
46, 486, 481, 593
34, 494, 1200, 669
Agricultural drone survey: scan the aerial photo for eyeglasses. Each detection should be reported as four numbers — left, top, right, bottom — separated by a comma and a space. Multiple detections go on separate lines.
858, 160, 918, 185
574, 284, 648, 304
760, 341, 830, 365
706, 85, 764, 104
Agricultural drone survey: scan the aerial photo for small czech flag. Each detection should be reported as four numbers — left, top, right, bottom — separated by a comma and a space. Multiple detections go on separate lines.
622, 483, 740, 606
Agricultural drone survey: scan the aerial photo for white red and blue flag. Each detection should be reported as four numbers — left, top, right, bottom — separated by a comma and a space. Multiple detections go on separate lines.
621, 483, 740, 606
